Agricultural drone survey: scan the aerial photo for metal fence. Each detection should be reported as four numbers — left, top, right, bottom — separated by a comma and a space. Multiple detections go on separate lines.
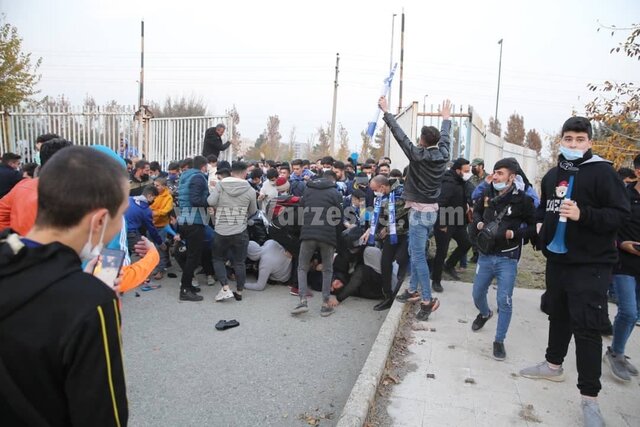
0, 106, 233, 166
148, 115, 233, 167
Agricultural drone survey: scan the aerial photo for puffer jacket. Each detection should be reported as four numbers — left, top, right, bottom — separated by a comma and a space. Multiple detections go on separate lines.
299, 178, 343, 247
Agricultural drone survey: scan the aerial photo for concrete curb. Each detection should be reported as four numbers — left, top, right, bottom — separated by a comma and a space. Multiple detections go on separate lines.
336, 284, 410, 427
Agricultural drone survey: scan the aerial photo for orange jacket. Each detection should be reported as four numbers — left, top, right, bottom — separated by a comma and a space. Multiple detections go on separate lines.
0, 178, 39, 236
119, 246, 160, 293
150, 188, 173, 228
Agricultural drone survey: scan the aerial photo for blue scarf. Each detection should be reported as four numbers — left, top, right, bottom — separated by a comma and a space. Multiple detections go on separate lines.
368, 190, 398, 245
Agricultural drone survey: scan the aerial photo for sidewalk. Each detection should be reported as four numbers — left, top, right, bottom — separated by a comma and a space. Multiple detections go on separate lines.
383, 280, 640, 427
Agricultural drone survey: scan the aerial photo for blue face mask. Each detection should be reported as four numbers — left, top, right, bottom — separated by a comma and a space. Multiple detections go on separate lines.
492, 181, 507, 191
560, 146, 584, 161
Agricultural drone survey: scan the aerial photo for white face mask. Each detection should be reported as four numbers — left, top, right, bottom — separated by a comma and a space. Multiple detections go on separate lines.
462, 171, 472, 181
79, 214, 109, 262
374, 191, 384, 198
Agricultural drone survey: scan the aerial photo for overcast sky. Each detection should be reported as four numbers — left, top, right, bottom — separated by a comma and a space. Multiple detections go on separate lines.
2, 0, 638, 151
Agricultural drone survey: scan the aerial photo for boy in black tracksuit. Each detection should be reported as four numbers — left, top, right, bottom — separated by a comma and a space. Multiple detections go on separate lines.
520, 117, 630, 426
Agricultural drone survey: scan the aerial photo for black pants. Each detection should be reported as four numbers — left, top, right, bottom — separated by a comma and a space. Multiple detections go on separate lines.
212, 230, 249, 291
179, 224, 205, 290
432, 224, 471, 283
381, 234, 409, 298
542, 261, 611, 397
336, 265, 384, 302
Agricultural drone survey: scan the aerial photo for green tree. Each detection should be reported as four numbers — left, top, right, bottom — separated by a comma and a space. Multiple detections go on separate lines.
0, 16, 41, 107
504, 113, 525, 146
360, 130, 372, 160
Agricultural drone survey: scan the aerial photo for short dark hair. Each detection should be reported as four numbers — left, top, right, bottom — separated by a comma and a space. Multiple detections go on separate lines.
250, 168, 263, 180
371, 175, 390, 187
279, 164, 291, 172
633, 154, 640, 169
451, 157, 470, 171
167, 161, 180, 171
378, 163, 390, 170
135, 160, 149, 171
291, 159, 303, 167
321, 156, 334, 165
142, 185, 159, 197
351, 189, 366, 200
21, 162, 38, 178
36, 133, 60, 144
217, 169, 231, 179
40, 138, 73, 166
266, 169, 278, 180
333, 160, 345, 170
420, 126, 441, 146
323, 170, 337, 181
561, 116, 592, 139
390, 168, 402, 178
125, 158, 133, 167
618, 167, 636, 180
149, 161, 161, 172
36, 147, 127, 229
231, 161, 248, 173
361, 163, 372, 170
1, 152, 20, 162
180, 158, 193, 169
193, 156, 207, 170
206, 154, 218, 163
302, 159, 310, 167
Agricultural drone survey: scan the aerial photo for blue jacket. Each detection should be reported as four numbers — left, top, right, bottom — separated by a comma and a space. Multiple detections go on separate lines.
177, 168, 209, 225
125, 196, 163, 244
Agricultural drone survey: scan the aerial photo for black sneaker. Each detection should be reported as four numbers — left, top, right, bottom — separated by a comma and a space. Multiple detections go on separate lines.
493, 341, 506, 361
232, 291, 243, 301
190, 286, 202, 293
291, 300, 309, 315
179, 289, 203, 302
373, 297, 393, 311
396, 290, 421, 303
444, 266, 461, 281
432, 281, 443, 293
320, 304, 335, 317
416, 298, 440, 321
471, 311, 494, 331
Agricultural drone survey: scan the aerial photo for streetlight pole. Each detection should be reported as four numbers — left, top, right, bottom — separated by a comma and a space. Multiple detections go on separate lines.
495, 38, 503, 122
423, 94, 428, 127
388, 13, 397, 112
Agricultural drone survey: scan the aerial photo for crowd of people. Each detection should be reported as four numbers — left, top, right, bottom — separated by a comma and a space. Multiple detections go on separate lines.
0, 97, 638, 427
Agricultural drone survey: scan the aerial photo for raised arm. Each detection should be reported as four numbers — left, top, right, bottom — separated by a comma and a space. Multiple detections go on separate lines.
379, 96, 418, 162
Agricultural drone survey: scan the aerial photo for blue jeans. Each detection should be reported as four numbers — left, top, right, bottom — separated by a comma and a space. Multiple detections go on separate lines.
611, 275, 639, 355
472, 254, 518, 343
407, 209, 437, 302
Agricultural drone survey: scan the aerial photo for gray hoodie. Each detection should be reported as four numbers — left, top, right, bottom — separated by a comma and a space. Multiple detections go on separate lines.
207, 177, 258, 236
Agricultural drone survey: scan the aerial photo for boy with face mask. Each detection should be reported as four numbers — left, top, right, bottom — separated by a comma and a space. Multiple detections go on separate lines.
0, 147, 130, 426
519, 117, 630, 427
470, 158, 536, 361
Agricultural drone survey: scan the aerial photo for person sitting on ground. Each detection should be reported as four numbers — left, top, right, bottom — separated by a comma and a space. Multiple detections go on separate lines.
332, 246, 398, 303
129, 160, 151, 196
0, 146, 129, 426
244, 239, 293, 291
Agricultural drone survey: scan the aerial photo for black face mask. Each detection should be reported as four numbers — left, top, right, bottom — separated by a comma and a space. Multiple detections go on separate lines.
141, 174, 150, 181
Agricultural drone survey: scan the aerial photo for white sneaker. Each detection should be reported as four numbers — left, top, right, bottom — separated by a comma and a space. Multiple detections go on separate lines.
191, 280, 200, 288
215, 288, 234, 302
207, 275, 216, 286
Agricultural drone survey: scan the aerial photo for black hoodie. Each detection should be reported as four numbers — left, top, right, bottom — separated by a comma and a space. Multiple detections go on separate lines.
536, 151, 630, 265
0, 232, 128, 426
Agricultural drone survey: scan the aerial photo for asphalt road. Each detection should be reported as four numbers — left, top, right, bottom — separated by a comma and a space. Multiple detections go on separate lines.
121, 272, 387, 426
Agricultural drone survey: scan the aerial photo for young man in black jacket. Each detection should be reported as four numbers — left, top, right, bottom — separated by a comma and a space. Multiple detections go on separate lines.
291, 171, 343, 317
380, 96, 450, 321
470, 158, 536, 361
0, 152, 23, 198
431, 158, 473, 292
0, 146, 130, 426
519, 117, 630, 427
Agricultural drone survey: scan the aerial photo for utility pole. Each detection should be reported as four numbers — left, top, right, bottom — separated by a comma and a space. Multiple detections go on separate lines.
388, 13, 396, 112
330, 53, 340, 154
398, 9, 405, 113
495, 38, 503, 122
139, 20, 145, 108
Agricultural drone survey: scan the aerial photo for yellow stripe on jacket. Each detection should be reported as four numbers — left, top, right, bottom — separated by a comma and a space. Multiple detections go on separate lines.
97, 305, 122, 427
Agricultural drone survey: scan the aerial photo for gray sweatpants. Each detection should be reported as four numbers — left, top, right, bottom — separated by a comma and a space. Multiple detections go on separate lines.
297, 239, 334, 302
